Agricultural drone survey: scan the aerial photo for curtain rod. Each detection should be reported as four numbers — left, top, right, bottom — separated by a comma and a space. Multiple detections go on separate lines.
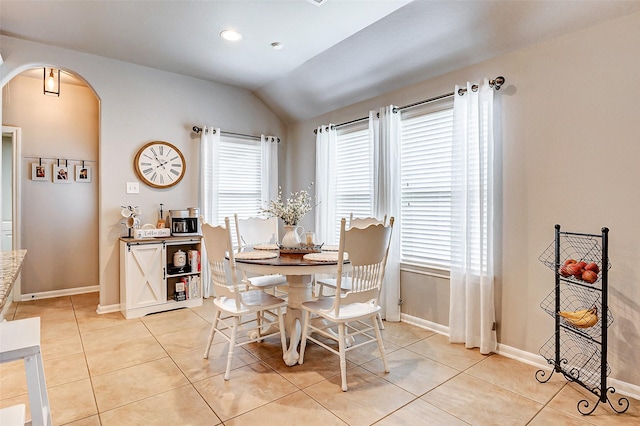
316, 76, 505, 133
192, 126, 280, 143
23, 156, 97, 164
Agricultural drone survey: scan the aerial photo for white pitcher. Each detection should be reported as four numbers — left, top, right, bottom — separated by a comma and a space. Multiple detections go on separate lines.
281, 225, 304, 247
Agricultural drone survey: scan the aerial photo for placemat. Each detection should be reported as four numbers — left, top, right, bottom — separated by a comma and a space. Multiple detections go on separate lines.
235, 251, 278, 260
253, 243, 280, 250
322, 245, 339, 252
303, 252, 348, 262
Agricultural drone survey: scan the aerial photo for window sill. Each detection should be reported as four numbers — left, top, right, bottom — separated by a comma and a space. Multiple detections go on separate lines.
400, 262, 450, 280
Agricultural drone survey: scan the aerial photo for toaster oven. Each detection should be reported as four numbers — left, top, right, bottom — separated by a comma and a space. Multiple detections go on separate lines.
168, 210, 200, 236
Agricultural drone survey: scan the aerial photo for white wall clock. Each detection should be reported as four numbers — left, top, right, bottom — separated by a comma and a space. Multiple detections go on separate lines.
134, 141, 186, 188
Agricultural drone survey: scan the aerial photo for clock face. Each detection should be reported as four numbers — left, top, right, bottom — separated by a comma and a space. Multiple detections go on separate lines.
134, 141, 186, 188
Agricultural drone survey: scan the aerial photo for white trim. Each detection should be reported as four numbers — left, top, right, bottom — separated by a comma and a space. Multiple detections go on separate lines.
20, 285, 99, 301
97, 303, 123, 314
400, 312, 640, 400
496, 342, 640, 401
400, 312, 449, 336
496, 342, 550, 369
2, 126, 22, 301
609, 377, 640, 401
400, 263, 450, 279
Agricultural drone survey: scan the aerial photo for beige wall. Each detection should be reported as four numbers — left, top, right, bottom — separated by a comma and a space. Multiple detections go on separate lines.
288, 11, 640, 389
3, 75, 99, 294
1, 35, 287, 310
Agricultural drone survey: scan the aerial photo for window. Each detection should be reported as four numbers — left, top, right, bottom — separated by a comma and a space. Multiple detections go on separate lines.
333, 122, 373, 242
400, 98, 454, 269
216, 135, 263, 225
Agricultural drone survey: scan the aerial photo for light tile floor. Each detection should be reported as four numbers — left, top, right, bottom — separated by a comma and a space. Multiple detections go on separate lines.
1, 292, 638, 425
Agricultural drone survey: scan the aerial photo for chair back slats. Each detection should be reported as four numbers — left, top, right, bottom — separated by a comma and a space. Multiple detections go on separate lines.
333, 217, 394, 315
234, 214, 278, 250
202, 217, 242, 310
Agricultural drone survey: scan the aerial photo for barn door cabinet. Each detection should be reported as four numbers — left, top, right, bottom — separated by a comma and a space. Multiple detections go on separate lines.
536, 225, 629, 415
120, 236, 202, 319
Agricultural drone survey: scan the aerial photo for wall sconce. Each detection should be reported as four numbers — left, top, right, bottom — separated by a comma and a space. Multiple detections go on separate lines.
43, 68, 60, 96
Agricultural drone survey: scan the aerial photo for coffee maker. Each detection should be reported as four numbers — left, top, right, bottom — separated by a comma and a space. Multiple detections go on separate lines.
168, 210, 200, 236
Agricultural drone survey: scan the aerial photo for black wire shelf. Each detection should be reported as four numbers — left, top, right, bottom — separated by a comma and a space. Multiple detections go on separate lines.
534, 224, 629, 416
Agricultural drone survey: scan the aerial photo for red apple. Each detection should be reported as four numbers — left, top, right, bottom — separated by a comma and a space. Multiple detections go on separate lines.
559, 265, 571, 277
576, 261, 587, 269
566, 263, 584, 279
582, 270, 598, 284
585, 262, 600, 274
564, 259, 577, 266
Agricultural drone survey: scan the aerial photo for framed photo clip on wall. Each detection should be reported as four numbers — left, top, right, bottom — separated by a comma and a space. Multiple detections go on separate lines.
76, 165, 92, 182
31, 163, 48, 181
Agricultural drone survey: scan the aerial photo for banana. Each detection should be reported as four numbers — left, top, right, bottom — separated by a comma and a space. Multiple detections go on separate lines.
558, 307, 598, 328
558, 307, 596, 321
566, 312, 598, 328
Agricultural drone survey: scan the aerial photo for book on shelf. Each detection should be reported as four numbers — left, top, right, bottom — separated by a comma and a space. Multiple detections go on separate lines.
189, 275, 200, 299
174, 280, 186, 301
181, 277, 189, 300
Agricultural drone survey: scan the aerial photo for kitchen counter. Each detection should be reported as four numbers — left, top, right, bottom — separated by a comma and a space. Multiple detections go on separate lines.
0, 250, 27, 314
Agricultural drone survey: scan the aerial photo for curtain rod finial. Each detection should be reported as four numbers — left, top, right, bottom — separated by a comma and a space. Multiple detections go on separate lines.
192, 126, 202, 134
491, 76, 505, 90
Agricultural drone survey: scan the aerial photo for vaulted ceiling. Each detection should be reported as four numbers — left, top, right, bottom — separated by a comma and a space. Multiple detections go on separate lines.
2, 0, 640, 123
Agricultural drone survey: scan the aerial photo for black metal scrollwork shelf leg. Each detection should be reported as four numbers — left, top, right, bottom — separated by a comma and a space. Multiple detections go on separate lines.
535, 358, 568, 384
535, 368, 555, 383
577, 387, 630, 415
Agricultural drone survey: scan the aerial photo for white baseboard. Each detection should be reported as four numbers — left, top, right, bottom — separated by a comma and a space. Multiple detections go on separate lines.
496, 342, 640, 401
20, 285, 100, 301
608, 377, 640, 401
400, 313, 640, 400
96, 303, 121, 314
400, 313, 450, 336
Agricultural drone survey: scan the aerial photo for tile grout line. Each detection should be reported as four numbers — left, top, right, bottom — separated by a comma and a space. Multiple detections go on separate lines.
71, 296, 102, 425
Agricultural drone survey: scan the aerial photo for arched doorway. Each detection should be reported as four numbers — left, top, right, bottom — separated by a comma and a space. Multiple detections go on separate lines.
1, 67, 100, 301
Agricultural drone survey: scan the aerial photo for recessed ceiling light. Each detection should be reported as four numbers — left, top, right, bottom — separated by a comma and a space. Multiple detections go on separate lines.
271, 42, 283, 50
220, 30, 243, 41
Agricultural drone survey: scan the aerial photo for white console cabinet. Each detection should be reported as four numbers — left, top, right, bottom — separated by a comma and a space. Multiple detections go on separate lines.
120, 236, 202, 319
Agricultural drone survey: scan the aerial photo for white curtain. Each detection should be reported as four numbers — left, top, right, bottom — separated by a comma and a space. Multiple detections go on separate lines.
261, 135, 279, 209
199, 126, 221, 298
372, 106, 401, 322
449, 79, 498, 354
314, 124, 337, 244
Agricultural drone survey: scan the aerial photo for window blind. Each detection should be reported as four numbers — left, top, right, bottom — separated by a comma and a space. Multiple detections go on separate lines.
217, 136, 263, 225
400, 99, 454, 269
334, 123, 373, 242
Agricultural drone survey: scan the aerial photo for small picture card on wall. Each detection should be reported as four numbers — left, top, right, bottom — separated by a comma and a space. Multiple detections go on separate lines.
76, 165, 92, 183
53, 164, 70, 183
31, 163, 49, 181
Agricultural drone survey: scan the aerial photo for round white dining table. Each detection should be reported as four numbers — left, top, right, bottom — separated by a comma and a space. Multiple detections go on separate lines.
234, 252, 348, 366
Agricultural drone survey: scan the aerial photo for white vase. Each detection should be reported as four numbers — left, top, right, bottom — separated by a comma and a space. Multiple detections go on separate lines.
281, 225, 304, 247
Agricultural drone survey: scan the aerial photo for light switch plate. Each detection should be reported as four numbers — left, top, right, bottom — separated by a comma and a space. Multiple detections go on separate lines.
126, 182, 139, 194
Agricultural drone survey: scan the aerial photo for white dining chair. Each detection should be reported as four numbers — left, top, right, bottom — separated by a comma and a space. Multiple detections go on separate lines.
0, 317, 52, 426
349, 213, 387, 228
315, 214, 388, 329
234, 214, 288, 296
299, 217, 394, 391
202, 217, 288, 380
